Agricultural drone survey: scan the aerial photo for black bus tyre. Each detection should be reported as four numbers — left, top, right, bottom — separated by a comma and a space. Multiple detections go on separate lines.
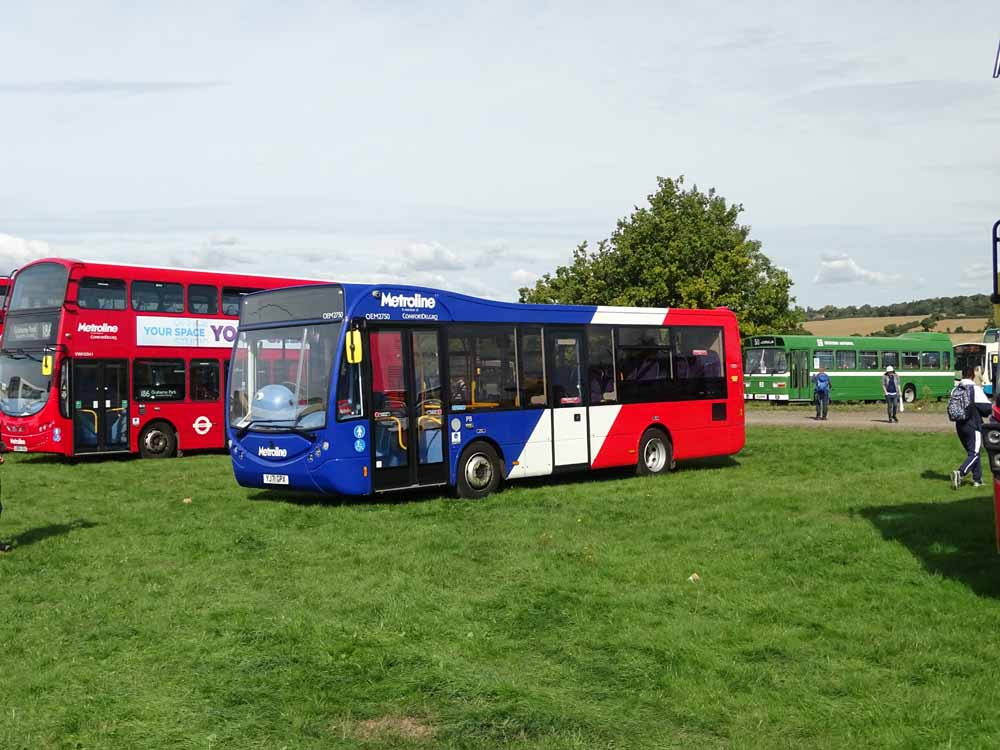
140, 421, 177, 459
903, 384, 917, 404
456, 442, 502, 499
637, 428, 672, 477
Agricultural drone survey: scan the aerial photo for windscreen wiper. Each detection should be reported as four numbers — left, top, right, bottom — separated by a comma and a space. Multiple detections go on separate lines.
236, 420, 316, 442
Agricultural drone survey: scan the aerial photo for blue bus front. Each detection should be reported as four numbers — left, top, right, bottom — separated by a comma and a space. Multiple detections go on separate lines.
227, 284, 371, 495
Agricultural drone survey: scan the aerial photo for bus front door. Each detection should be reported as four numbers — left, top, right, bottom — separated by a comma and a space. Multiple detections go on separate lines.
789, 350, 811, 400
369, 328, 446, 491
546, 328, 589, 468
72, 359, 129, 454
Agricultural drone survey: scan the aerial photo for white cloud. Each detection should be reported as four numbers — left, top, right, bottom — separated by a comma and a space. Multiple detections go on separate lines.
510, 268, 536, 286
0, 234, 55, 274
813, 254, 901, 285
958, 262, 990, 290
398, 242, 467, 272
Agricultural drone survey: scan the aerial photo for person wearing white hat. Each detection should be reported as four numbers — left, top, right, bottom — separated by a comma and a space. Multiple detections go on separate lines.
882, 364, 900, 423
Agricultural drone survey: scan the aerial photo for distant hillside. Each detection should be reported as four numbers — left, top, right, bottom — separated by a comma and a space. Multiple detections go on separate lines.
803, 317, 988, 340
803, 295, 991, 321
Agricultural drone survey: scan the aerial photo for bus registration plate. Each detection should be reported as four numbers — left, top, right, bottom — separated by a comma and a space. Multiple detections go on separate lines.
12, 446, 27, 452
263, 474, 289, 485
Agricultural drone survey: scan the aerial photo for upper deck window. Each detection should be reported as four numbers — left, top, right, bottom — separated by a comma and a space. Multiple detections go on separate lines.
188, 284, 219, 315
78, 278, 126, 311
132, 281, 184, 313
8, 262, 70, 311
223, 287, 263, 317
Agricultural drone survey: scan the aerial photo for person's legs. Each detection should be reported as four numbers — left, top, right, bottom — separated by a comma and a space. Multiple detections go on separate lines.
958, 422, 981, 481
815, 393, 822, 419
821, 392, 829, 419
886, 396, 893, 421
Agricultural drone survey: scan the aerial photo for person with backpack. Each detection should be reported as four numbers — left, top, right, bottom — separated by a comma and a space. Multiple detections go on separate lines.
812, 365, 832, 420
949, 367, 992, 489
882, 365, 901, 423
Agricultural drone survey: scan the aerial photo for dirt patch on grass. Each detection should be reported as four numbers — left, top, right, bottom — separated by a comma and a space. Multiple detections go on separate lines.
335, 715, 436, 742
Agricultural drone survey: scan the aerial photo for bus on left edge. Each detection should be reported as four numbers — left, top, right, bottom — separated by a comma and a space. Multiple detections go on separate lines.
0, 258, 323, 458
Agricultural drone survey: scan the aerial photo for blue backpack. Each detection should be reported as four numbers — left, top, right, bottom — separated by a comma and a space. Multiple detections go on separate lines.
814, 372, 831, 393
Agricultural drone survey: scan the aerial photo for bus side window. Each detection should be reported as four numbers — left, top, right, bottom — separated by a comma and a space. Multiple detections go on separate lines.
518, 328, 546, 407
942, 351, 950, 370
586, 327, 617, 404
859, 351, 878, 370
919, 352, 940, 369
190, 360, 220, 401
881, 351, 899, 369
222, 287, 263, 317
902, 352, 920, 370
835, 350, 856, 370
78, 278, 126, 310
189, 284, 219, 315
336, 353, 364, 420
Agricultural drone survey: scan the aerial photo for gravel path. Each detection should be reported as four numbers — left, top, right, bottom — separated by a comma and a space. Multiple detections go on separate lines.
746, 405, 952, 433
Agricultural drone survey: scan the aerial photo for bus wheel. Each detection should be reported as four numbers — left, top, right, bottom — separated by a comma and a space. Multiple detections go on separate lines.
456, 442, 502, 499
903, 385, 916, 403
140, 422, 177, 458
637, 428, 672, 476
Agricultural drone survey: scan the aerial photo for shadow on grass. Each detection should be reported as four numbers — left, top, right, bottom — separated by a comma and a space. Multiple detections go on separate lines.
247, 455, 741, 507
860, 496, 1000, 598
920, 469, 953, 482
7, 519, 98, 549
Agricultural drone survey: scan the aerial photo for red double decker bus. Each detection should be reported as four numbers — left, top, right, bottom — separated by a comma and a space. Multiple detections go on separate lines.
0, 258, 321, 458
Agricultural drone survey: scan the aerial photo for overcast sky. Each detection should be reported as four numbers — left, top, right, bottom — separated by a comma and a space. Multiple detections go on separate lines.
1, 1, 998, 308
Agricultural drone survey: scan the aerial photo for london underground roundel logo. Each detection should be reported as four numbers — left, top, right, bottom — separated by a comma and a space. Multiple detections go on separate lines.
193, 416, 213, 435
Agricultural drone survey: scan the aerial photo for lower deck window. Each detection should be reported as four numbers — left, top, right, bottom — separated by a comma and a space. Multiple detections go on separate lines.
135, 359, 185, 401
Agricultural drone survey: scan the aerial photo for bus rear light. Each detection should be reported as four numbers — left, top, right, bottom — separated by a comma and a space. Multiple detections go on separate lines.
776, 382, 786, 388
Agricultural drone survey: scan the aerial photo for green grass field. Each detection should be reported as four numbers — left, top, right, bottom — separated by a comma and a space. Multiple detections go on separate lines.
2, 427, 999, 749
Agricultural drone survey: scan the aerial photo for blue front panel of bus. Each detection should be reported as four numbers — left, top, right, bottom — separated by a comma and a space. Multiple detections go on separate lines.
230, 423, 372, 495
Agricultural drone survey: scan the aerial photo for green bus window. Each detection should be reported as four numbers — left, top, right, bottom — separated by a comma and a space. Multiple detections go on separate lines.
902, 352, 920, 369
919, 352, 941, 369
859, 351, 878, 370
942, 352, 951, 370
835, 350, 856, 370
881, 351, 899, 368
814, 350, 834, 370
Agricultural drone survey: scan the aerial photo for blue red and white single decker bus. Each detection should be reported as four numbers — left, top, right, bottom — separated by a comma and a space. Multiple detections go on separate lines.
227, 282, 746, 498
0, 258, 321, 457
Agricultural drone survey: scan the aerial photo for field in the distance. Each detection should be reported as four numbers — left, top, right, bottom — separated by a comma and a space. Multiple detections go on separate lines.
804, 316, 987, 340
3, 428, 1000, 749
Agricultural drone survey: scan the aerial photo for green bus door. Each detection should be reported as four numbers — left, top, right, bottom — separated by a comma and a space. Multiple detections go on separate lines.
789, 350, 811, 400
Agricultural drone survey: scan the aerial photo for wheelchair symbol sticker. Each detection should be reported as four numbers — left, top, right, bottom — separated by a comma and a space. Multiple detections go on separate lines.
354, 439, 366, 453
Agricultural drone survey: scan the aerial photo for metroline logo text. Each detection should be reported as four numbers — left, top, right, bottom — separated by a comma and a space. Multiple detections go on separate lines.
380, 292, 436, 309
258, 446, 288, 458
78, 322, 119, 334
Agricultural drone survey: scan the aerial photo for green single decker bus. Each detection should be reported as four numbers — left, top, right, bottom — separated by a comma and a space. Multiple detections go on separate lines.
742, 332, 955, 403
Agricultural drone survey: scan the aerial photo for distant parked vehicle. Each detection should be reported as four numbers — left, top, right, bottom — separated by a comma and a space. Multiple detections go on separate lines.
743, 332, 955, 403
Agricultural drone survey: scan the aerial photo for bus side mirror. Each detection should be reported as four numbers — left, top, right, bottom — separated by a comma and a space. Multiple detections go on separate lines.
346, 329, 363, 365
42, 354, 53, 376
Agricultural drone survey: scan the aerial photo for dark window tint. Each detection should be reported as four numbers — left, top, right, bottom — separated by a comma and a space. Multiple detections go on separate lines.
448, 326, 518, 410
518, 327, 546, 407
77, 278, 126, 310
835, 350, 856, 370
814, 350, 834, 370
902, 351, 920, 369
587, 328, 617, 404
223, 287, 265, 317
920, 351, 941, 369
132, 281, 184, 313
337, 354, 364, 420
190, 360, 220, 401
881, 351, 899, 368
188, 284, 218, 315
859, 351, 879, 370
942, 351, 950, 370
134, 359, 185, 401
9, 262, 69, 310
550, 332, 584, 405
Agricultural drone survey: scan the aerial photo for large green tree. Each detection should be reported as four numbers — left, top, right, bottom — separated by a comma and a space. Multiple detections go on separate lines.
519, 176, 802, 335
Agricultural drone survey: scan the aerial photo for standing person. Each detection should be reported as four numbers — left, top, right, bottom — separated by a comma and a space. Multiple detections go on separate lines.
950, 367, 992, 489
882, 365, 901, 423
812, 365, 832, 420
